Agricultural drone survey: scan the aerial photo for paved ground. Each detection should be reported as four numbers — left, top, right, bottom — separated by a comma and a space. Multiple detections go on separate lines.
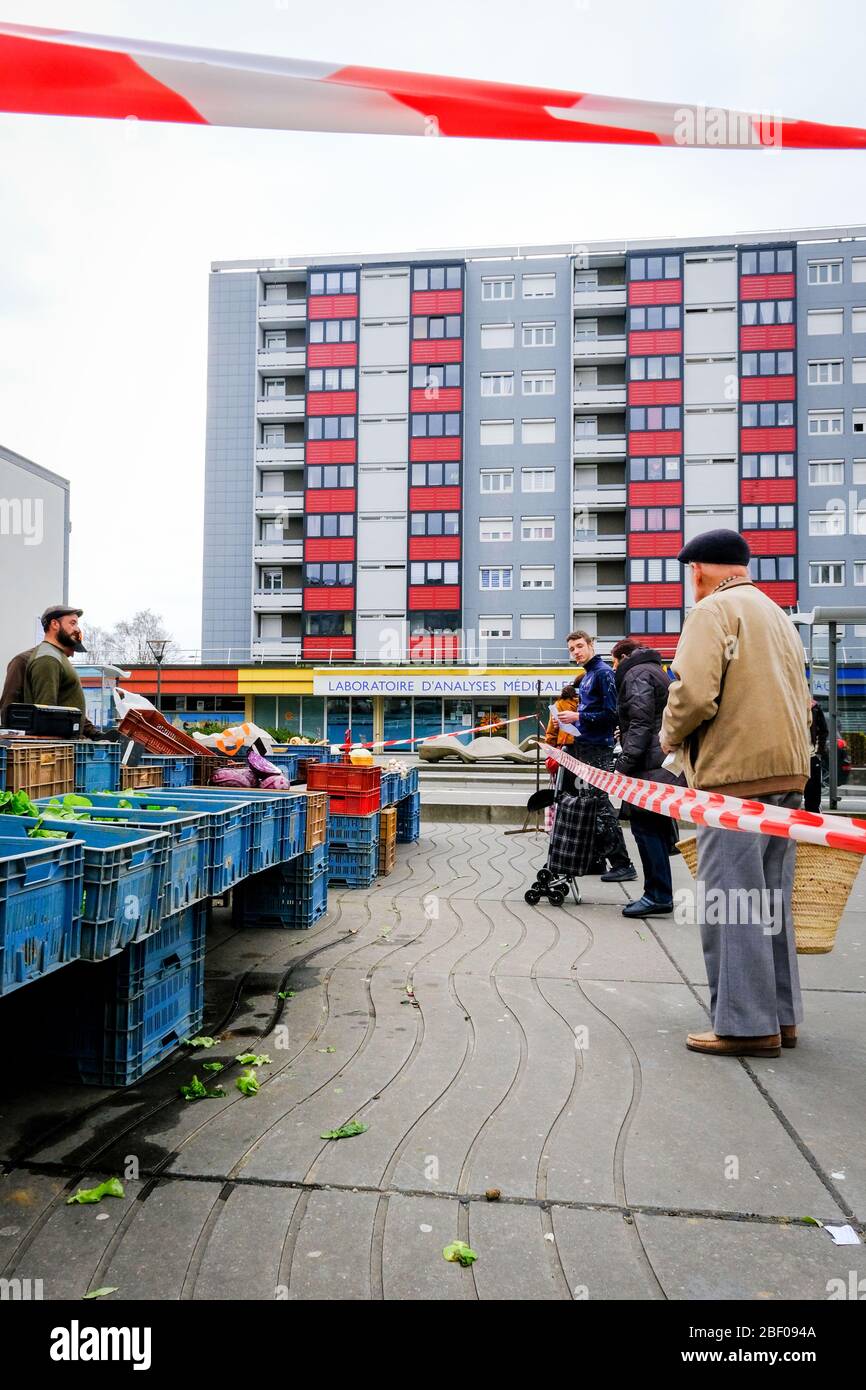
1, 822, 865, 1301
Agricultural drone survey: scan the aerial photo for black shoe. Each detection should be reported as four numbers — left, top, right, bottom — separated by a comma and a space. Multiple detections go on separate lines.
600, 863, 638, 883
622, 896, 674, 918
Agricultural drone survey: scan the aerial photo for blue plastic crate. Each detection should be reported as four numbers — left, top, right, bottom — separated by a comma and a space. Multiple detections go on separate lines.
0, 817, 169, 962
0, 744, 6, 789
114, 901, 207, 991
73, 742, 122, 794
397, 792, 421, 844
397, 769, 420, 800
297, 839, 328, 872
164, 787, 305, 869
87, 791, 252, 895
379, 771, 401, 806
262, 748, 299, 779
329, 810, 380, 849
235, 860, 328, 928
328, 844, 378, 888
0, 834, 83, 995
34, 798, 209, 913
139, 754, 196, 788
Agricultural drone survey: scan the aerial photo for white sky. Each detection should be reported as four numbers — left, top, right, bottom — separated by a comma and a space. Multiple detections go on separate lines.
2, 0, 866, 650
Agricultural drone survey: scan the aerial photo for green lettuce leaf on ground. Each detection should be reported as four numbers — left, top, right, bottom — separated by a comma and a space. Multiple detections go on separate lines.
180, 1074, 225, 1101
443, 1241, 478, 1267
234, 1053, 271, 1067
320, 1121, 368, 1140
185, 1035, 219, 1048
66, 1178, 125, 1205
236, 1068, 260, 1097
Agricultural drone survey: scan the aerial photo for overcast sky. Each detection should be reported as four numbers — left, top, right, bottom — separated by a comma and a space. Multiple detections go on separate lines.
2, 0, 866, 650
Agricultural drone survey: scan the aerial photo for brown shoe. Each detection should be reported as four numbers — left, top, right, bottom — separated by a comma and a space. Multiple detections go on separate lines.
781, 1025, 797, 1049
686, 1029, 781, 1058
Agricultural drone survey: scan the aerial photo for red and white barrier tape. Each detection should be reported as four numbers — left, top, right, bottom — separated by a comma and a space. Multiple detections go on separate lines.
346, 712, 541, 752
542, 743, 866, 857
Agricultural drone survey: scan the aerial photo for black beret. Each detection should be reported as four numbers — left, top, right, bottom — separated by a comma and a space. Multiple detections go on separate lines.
677, 529, 751, 565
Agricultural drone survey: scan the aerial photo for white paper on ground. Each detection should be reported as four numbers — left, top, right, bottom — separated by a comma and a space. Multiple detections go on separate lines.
825, 1224, 861, 1245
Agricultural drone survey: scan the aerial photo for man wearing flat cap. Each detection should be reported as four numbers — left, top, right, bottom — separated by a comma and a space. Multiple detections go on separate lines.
660, 530, 811, 1059
1, 605, 115, 739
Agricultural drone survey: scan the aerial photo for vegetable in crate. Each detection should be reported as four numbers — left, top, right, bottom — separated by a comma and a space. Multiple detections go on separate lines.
259, 773, 290, 789
210, 765, 258, 788
247, 747, 290, 787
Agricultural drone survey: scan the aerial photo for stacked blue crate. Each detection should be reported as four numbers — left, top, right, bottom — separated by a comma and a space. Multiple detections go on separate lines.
396, 791, 421, 843
234, 847, 328, 928
139, 754, 196, 787
0, 834, 83, 995
73, 742, 122, 793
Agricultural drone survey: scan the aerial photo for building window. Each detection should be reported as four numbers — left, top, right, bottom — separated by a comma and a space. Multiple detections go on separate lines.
810, 562, 845, 586
807, 359, 843, 385
480, 322, 514, 350
631, 255, 680, 280
410, 560, 459, 585
480, 566, 512, 591
740, 351, 794, 376
307, 464, 354, 488
479, 517, 513, 543
520, 566, 554, 590
630, 507, 680, 532
480, 372, 514, 397
522, 321, 555, 347
264, 282, 289, 303
481, 276, 514, 301
807, 410, 843, 435
411, 461, 460, 486
480, 469, 513, 493
742, 402, 794, 428
808, 460, 844, 486
521, 467, 555, 492
480, 419, 514, 446
748, 556, 795, 582
309, 319, 356, 344
520, 615, 556, 640
522, 370, 556, 395
521, 516, 555, 542
807, 260, 843, 285
262, 426, 285, 446
411, 413, 461, 437
855, 562, 866, 585
522, 273, 556, 298
808, 509, 845, 536
629, 305, 681, 330
413, 315, 461, 340
630, 609, 681, 634
853, 460, 866, 484
308, 514, 355, 537
629, 456, 681, 481
305, 562, 353, 586
741, 300, 794, 326
521, 417, 556, 445
308, 367, 356, 391
410, 512, 460, 536
630, 356, 681, 381
629, 406, 681, 431
742, 504, 795, 529
412, 363, 462, 390
479, 615, 513, 639
741, 249, 793, 275
308, 416, 355, 440
806, 308, 843, 335
309, 270, 357, 295
853, 307, 866, 333
630, 558, 680, 582
261, 568, 283, 592
854, 409, 866, 434
413, 266, 462, 291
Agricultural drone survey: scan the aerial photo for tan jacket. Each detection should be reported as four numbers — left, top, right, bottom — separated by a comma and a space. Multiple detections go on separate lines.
660, 577, 810, 797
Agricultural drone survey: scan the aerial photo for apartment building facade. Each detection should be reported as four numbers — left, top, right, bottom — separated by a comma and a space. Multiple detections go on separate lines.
202, 225, 866, 668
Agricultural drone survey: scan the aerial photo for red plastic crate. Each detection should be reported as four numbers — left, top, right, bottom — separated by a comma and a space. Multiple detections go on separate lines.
327, 789, 381, 817
306, 764, 381, 794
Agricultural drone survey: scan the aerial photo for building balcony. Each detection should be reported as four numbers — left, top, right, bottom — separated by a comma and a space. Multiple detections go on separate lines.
254, 540, 303, 563
573, 336, 627, 360
572, 286, 627, 312
573, 385, 627, 409
254, 492, 304, 516
258, 300, 307, 324
573, 486, 627, 513
252, 589, 303, 612
573, 435, 627, 458
256, 395, 305, 420
252, 638, 302, 660
256, 444, 304, 466
257, 347, 306, 371
572, 586, 627, 608
572, 535, 627, 558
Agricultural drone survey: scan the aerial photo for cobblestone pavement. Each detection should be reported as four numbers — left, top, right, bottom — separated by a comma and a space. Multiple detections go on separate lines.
1, 823, 864, 1300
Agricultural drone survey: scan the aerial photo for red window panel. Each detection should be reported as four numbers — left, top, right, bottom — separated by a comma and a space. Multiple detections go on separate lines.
304, 537, 355, 562
410, 436, 462, 462
411, 289, 463, 314
628, 380, 682, 406
303, 587, 355, 611
305, 488, 356, 513
754, 580, 798, 607
627, 583, 683, 607
306, 440, 356, 464
409, 485, 461, 511
409, 633, 460, 661
307, 343, 358, 368
410, 339, 463, 364
742, 529, 796, 555
628, 481, 683, 505
627, 430, 682, 455
307, 293, 358, 319
628, 330, 682, 354
409, 535, 461, 561
632, 633, 679, 658
739, 325, 796, 351
628, 280, 683, 306
740, 375, 796, 402
740, 478, 796, 505
303, 636, 354, 659
409, 386, 462, 412
306, 390, 357, 416
408, 585, 461, 610
740, 426, 796, 453
629, 532, 683, 557
739, 273, 795, 300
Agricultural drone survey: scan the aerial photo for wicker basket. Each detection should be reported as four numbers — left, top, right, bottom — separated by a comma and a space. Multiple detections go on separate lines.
676, 836, 863, 954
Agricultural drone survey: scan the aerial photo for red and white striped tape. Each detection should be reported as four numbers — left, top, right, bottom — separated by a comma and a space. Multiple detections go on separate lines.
542, 743, 866, 856
343, 712, 540, 752
2, 23, 866, 149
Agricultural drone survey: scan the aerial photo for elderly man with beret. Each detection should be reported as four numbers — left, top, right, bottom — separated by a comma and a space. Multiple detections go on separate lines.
660, 530, 811, 1059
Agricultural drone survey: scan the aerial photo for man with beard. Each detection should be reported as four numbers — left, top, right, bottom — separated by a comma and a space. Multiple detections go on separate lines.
2, 605, 116, 739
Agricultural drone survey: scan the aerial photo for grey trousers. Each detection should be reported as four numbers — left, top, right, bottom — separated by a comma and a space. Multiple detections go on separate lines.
696, 791, 803, 1037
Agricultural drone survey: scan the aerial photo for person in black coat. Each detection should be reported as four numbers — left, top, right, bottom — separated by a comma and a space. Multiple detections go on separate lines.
611, 640, 678, 916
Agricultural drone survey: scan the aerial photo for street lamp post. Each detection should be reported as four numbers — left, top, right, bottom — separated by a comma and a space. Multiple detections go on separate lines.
146, 639, 169, 713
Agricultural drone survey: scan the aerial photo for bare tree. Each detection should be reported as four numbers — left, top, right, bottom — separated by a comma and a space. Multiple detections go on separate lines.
79, 611, 178, 666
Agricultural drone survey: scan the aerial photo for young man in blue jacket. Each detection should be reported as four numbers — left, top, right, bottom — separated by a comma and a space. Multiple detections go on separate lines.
555, 630, 636, 881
